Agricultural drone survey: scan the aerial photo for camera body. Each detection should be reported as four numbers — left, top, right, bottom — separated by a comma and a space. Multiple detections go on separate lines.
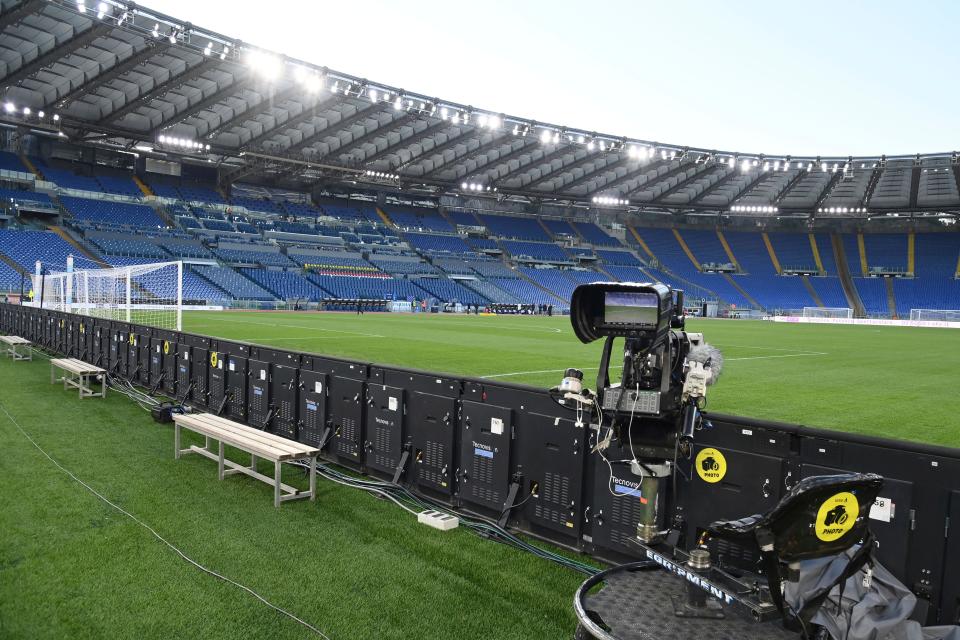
569, 282, 721, 541
571, 282, 702, 459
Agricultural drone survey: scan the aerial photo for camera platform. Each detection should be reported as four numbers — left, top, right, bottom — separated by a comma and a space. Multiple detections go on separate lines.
573, 561, 798, 640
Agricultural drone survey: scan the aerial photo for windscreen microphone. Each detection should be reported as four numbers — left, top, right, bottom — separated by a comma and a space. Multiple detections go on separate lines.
685, 343, 723, 384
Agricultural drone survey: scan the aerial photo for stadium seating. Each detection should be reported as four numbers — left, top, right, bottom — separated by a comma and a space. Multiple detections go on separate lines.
0, 229, 103, 271
387, 207, 454, 232
461, 279, 521, 304
412, 278, 488, 305
0, 187, 55, 208
572, 222, 619, 247
487, 277, 563, 307
91, 237, 169, 259
214, 246, 295, 267
479, 214, 551, 241
60, 196, 163, 229
193, 265, 275, 300
0, 151, 28, 173
542, 218, 577, 238
596, 249, 642, 266
308, 274, 426, 300
404, 232, 474, 254
241, 269, 327, 301
501, 241, 570, 263
0, 260, 25, 292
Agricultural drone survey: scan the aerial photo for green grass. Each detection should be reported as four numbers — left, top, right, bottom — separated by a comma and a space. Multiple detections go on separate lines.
184, 311, 960, 445
2, 312, 958, 639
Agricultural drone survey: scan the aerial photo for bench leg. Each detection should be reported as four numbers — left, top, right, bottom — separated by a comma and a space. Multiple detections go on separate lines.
50, 363, 55, 384
274, 461, 282, 508
174, 422, 181, 459
250, 453, 258, 472
218, 440, 225, 480
309, 456, 317, 501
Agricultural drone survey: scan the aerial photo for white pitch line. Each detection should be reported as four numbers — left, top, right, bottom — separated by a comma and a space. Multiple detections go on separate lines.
427, 317, 563, 334
189, 316, 385, 338
725, 352, 827, 361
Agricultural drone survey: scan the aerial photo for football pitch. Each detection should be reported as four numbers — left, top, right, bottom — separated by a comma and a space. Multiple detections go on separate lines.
1, 311, 957, 640
184, 310, 959, 445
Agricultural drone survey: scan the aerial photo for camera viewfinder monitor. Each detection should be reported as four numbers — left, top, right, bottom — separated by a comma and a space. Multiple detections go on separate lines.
603, 291, 659, 327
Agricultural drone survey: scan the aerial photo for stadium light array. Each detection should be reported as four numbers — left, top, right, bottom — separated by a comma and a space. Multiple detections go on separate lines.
364, 170, 399, 181
818, 207, 869, 214
460, 182, 493, 192
592, 196, 629, 206
158, 135, 211, 151
730, 205, 779, 213
248, 50, 283, 80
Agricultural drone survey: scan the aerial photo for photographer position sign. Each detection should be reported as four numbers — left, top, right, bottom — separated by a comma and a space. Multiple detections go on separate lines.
695, 447, 727, 483
815, 491, 859, 541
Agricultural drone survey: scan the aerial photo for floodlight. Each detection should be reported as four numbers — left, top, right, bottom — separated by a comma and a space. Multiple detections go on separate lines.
540, 130, 551, 144
3, 102, 14, 114
22, 107, 30, 115
97, 2, 107, 19
587, 141, 595, 151
37, 110, 44, 118
53, 113, 60, 121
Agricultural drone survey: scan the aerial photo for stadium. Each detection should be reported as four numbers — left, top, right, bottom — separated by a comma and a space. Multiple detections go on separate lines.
0, 1, 958, 639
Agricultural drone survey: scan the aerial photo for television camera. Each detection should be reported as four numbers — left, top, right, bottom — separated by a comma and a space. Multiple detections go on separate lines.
564, 281, 722, 541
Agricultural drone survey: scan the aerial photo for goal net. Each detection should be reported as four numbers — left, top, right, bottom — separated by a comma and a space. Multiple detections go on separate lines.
802, 307, 853, 319
32, 260, 182, 331
910, 309, 960, 322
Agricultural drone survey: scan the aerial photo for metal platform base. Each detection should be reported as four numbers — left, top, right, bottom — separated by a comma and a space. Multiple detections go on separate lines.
574, 562, 799, 640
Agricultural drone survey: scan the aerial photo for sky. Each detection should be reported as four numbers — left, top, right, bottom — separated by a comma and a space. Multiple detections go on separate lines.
146, 0, 959, 158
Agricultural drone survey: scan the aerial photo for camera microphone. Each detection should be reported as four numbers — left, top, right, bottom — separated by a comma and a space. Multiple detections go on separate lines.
684, 343, 724, 385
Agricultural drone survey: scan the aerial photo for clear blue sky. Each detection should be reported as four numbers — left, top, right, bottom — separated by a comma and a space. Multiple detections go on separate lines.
148, 0, 959, 157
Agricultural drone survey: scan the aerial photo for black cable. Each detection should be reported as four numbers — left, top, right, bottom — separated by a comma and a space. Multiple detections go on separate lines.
498, 491, 534, 522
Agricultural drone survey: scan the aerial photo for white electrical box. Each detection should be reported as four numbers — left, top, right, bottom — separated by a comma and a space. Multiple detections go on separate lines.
417, 510, 459, 531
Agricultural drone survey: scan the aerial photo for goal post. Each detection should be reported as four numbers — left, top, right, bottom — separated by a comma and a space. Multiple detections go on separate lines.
910, 309, 960, 322
802, 307, 853, 319
32, 259, 183, 331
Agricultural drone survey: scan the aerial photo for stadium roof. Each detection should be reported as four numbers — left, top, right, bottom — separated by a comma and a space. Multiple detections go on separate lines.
1, 0, 959, 218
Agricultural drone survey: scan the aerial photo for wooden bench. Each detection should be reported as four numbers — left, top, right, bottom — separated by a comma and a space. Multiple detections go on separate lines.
50, 358, 106, 399
0, 335, 32, 361
172, 413, 319, 507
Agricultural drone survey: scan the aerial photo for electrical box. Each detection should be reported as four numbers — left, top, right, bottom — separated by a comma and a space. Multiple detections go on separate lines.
364, 384, 405, 477
458, 400, 513, 513
224, 354, 248, 421
298, 369, 328, 449
176, 343, 192, 400
269, 364, 298, 440
207, 349, 226, 414
190, 346, 210, 408
327, 376, 365, 464
517, 412, 584, 538
408, 391, 457, 495
247, 359, 271, 429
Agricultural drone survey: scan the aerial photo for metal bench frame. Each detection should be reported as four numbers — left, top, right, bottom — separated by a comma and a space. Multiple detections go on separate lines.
50, 358, 106, 399
173, 413, 319, 507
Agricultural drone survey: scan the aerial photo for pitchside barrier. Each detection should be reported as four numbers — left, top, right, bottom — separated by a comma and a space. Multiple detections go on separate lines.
4, 302, 960, 626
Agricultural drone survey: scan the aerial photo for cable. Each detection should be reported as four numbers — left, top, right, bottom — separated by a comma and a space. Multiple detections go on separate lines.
0, 401, 332, 640
498, 490, 534, 522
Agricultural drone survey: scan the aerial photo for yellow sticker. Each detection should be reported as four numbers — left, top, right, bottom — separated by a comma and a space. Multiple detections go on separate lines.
163, 340, 170, 355
210, 351, 218, 368
695, 447, 727, 483
129, 333, 136, 345
79, 323, 85, 334
815, 492, 859, 542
